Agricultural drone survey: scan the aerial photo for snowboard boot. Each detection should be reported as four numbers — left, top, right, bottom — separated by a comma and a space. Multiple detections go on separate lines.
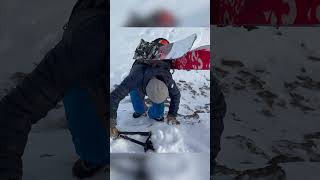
132, 112, 145, 118
72, 159, 105, 179
153, 116, 164, 122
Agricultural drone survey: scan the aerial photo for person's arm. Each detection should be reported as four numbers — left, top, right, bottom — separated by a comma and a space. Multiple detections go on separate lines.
167, 80, 181, 117
110, 70, 142, 127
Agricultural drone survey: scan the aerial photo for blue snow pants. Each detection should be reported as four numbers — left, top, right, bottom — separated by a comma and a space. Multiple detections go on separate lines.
63, 88, 108, 168
129, 89, 164, 119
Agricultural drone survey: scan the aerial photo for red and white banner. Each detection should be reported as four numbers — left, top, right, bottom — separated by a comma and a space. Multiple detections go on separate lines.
211, 0, 320, 25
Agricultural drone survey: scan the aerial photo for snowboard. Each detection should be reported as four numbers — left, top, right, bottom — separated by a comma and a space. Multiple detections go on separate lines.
133, 33, 197, 61
155, 33, 197, 60
171, 45, 210, 70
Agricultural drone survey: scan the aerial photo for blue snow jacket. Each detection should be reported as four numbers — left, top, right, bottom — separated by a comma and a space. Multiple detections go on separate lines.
110, 61, 181, 127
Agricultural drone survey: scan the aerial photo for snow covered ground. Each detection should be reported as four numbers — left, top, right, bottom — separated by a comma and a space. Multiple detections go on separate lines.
110, 153, 210, 180
110, 0, 210, 27
110, 27, 210, 153
212, 26, 320, 180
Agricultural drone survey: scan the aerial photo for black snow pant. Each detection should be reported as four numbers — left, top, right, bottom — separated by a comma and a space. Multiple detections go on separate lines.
0, 9, 107, 180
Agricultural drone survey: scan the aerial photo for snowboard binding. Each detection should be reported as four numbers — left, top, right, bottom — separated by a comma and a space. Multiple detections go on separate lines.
133, 39, 160, 60
117, 131, 155, 152
133, 38, 170, 61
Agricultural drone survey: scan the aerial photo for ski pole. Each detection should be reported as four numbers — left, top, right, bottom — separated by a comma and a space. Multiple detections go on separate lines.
118, 131, 151, 136
118, 134, 146, 147
116, 131, 155, 152
118, 134, 155, 152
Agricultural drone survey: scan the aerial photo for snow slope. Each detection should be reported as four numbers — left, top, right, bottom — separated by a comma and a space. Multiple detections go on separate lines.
110, 27, 210, 153
212, 26, 320, 180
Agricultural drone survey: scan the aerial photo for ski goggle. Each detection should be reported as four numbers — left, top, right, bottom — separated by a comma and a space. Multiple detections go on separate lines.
158, 39, 170, 45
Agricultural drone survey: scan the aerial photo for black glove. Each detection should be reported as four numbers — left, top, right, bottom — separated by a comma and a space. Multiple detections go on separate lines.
110, 127, 119, 138
166, 114, 180, 125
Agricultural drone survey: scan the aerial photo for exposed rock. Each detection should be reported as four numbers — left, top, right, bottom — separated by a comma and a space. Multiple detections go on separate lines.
235, 164, 286, 180
225, 135, 270, 160
214, 163, 286, 180
222, 59, 245, 68
268, 154, 304, 165
256, 90, 278, 108
213, 66, 230, 78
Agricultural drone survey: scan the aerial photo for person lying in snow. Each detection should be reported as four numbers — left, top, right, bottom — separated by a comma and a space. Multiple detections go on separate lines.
110, 38, 181, 137
0, 1, 108, 179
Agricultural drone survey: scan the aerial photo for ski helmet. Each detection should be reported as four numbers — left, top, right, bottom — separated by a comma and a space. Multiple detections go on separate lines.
152, 38, 170, 46
146, 78, 169, 104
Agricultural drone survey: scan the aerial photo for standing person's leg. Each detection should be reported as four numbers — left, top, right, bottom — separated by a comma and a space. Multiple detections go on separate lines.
147, 103, 165, 120
63, 86, 108, 168
0, 12, 107, 180
129, 89, 146, 115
